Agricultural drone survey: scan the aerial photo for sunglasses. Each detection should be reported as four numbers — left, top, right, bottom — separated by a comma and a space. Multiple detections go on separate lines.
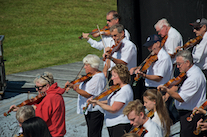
193, 26, 202, 31
35, 84, 46, 90
106, 18, 114, 22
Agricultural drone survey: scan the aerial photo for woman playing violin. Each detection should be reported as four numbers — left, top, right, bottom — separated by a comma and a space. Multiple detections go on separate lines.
65, 54, 106, 137
10, 72, 66, 137
88, 64, 133, 137
143, 89, 172, 136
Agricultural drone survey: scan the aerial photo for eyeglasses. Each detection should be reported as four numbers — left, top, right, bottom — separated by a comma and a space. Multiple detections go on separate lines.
35, 84, 46, 90
176, 62, 186, 67
157, 26, 164, 33
106, 18, 114, 22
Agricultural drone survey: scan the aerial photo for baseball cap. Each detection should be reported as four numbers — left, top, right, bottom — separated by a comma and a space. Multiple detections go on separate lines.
190, 18, 207, 27
143, 34, 161, 48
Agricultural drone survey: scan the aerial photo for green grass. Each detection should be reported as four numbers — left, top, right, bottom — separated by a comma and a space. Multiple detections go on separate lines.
0, 0, 117, 75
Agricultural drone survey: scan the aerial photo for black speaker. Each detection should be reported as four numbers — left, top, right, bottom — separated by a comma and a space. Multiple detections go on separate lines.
0, 35, 6, 99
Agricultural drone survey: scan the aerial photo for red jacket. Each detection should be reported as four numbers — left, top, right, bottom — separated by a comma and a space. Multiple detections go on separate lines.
35, 83, 66, 137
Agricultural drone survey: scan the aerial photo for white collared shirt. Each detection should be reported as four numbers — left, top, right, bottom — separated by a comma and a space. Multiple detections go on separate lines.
175, 65, 206, 110
145, 48, 173, 87
143, 118, 163, 137
192, 32, 207, 70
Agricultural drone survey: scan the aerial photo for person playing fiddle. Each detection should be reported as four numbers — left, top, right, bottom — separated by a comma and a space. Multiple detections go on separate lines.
123, 99, 163, 137
143, 89, 172, 136
10, 72, 66, 137
157, 50, 206, 137
87, 64, 133, 137
154, 18, 183, 69
102, 24, 137, 79
132, 34, 172, 91
82, 10, 130, 51
190, 18, 207, 80
65, 54, 106, 137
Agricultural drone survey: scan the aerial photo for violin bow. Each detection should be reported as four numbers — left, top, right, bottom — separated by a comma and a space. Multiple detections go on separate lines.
97, 24, 110, 79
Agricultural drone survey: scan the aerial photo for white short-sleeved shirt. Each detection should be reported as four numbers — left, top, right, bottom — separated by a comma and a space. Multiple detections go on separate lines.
192, 32, 207, 70
109, 37, 137, 71
143, 118, 163, 137
87, 29, 130, 51
145, 48, 173, 87
175, 65, 206, 110
77, 72, 106, 114
105, 84, 133, 127
164, 27, 183, 63
152, 111, 166, 136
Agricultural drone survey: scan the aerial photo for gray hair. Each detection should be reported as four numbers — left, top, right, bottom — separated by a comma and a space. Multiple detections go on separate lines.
154, 18, 171, 29
106, 10, 120, 21
176, 50, 193, 64
110, 24, 124, 33
83, 54, 100, 69
33, 72, 54, 86
16, 105, 35, 122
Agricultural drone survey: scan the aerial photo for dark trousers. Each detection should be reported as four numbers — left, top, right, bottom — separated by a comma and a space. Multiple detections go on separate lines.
107, 123, 132, 137
178, 110, 204, 137
84, 111, 104, 137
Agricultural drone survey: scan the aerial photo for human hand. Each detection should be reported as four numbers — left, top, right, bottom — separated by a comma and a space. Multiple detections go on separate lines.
82, 33, 90, 40
9, 105, 19, 112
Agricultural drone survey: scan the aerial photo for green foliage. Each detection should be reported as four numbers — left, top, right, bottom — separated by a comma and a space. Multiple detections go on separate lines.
0, 0, 117, 75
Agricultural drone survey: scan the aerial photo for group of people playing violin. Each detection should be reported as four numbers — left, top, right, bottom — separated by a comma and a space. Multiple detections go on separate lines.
7, 10, 207, 137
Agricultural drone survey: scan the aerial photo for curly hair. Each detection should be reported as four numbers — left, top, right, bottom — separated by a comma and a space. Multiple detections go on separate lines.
111, 64, 130, 84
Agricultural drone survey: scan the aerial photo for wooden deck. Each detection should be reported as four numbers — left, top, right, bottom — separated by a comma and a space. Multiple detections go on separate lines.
0, 61, 180, 137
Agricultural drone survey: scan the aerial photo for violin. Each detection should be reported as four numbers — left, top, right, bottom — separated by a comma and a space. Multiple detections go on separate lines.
4, 92, 46, 116
186, 100, 207, 122
103, 37, 123, 61
147, 110, 154, 118
193, 117, 207, 135
83, 84, 120, 114
79, 25, 110, 39
64, 72, 93, 90
170, 35, 203, 58
134, 35, 167, 81
161, 72, 187, 89
129, 126, 148, 137
134, 54, 158, 81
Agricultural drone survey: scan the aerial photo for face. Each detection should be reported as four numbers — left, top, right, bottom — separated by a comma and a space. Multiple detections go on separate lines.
35, 82, 48, 93
176, 56, 190, 72
106, 13, 118, 28
143, 96, 156, 111
128, 110, 143, 127
111, 28, 124, 42
148, 42, 159, 54
111, 70, 122, 85
84, 63, 94, 74
193, 25, 206, 36
156, 25, 167, 37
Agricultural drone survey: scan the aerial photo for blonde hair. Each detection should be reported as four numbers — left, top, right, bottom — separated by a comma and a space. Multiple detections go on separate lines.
111, 64, 130, 84
83, 54, 100, 69
143, 89, 172, 136
123, 99, 145, 116
33, 72, 54, 86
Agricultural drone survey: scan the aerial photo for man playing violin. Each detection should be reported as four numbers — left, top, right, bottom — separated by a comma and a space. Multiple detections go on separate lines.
123, 99, 163, 137
155, 18, 183, 66
82, 10, 130, 51
132, 34, 172, 90
102, 24, 137, 78
190, 18, 207, 79
158, 50, 206, 137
